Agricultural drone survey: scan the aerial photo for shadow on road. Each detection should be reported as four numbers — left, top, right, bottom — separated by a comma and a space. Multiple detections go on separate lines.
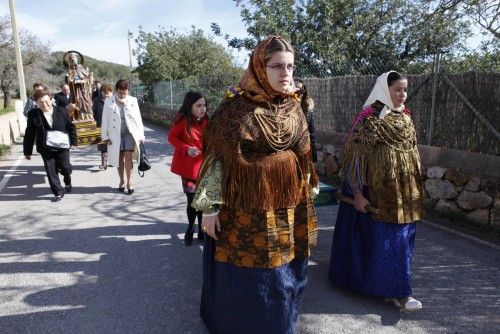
0, 220, 208, 333
299, 207, 500, 333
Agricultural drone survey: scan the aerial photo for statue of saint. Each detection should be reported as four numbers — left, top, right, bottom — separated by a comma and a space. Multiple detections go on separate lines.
63, 51, 94, 121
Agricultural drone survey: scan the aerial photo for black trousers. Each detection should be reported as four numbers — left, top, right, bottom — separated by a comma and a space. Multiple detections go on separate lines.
186, 192, 203, 231
41, 150, 72, 196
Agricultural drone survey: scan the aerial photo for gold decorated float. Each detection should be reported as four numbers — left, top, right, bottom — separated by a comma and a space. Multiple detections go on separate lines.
74, 118, 102, 146
63, 50, 103, 146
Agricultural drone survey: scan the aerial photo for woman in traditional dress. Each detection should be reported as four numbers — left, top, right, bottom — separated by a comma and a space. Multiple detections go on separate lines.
192, 36, 318, 333
168, 91, 208, 245
329, 71, 424, 310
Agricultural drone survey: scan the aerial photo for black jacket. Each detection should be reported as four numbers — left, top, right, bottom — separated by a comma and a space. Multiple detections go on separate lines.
23, 106, 77, 156
92, 96, 105, 127
54, 92, 70, 108
305, 111, 317, 163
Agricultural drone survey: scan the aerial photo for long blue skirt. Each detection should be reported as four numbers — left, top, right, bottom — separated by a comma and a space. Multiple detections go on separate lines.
329, 181, 417, 298
200, 236, 308, 334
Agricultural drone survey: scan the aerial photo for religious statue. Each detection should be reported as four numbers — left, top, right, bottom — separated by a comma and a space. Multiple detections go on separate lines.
63, 51, 94, 121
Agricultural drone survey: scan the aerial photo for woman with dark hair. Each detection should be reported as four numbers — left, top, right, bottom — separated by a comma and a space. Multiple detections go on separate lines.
23, 89, 77, 202
329, 71, 424, 310
101, 79, 145, 194
294, 78, 317, 163
168, 91, 208, 245
192, 36, 318, 333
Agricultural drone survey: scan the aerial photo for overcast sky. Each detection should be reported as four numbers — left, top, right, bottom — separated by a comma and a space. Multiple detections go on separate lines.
2, 0, 250, 67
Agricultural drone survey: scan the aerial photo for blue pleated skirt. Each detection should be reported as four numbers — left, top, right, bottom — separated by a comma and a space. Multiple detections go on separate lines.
329, 181, 417, 298
200, 236, 308, 334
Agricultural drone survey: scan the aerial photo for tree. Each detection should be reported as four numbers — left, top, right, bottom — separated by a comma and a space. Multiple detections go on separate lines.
134, 27, 243, 107
432, 0, 499, 39
0, 15, 50, 108
212, 0, 473, 76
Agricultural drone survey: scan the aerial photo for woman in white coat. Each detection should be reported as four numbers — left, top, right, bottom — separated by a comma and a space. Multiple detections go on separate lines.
101, 79, 145, 194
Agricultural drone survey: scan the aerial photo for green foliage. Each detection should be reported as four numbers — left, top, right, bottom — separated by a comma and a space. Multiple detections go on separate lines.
0, 144, 10, 157
134, 27, 243, 108
0, 105, 14, 116
213, 0, 490, 76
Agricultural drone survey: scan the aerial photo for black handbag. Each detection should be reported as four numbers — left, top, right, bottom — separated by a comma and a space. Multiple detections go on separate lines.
138, 142, 151, 177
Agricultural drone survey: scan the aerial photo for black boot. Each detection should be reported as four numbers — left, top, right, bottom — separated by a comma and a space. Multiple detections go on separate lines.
184, 222, 195, 246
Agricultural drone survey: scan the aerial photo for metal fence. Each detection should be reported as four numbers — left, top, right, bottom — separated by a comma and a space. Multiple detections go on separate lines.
305, 72, 500, 156
140, 53, 499, 156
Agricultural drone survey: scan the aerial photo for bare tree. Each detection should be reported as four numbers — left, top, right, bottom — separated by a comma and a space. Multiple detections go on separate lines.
0, 15, 50, 108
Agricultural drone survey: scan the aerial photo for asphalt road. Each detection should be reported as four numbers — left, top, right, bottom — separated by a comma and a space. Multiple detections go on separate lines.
0, 123, 498, 334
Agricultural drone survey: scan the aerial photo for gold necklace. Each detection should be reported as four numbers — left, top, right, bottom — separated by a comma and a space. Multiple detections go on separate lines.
253, 106, 298, 151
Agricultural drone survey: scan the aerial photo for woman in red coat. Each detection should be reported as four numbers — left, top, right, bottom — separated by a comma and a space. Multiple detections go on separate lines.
168, 91, 208, 245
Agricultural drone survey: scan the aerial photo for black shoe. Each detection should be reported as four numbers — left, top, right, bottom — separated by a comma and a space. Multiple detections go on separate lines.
128, 188, 134, 195
65, 185, 72, 193
118, 186, 125, 192
51, 194, 64, 202
198, 231, 205, 241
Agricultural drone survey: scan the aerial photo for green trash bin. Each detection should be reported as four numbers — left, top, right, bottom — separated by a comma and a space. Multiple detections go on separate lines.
313, 182, 338, 207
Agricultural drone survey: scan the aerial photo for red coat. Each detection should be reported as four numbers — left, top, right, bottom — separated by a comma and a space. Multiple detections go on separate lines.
168, 115, 208, 180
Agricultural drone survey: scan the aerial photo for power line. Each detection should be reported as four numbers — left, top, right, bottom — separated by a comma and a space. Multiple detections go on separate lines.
76, 0, 128, 35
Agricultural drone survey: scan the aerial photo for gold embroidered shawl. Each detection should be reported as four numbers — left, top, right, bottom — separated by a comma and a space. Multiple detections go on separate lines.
342, 110, 424, 223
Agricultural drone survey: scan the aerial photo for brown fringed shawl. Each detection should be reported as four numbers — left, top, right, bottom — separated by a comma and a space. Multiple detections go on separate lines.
342, 109, 424, 224
199, 35, 317, 213
200, 94, 317, 213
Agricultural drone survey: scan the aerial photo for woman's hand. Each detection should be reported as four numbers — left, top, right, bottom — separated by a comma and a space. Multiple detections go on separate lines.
202, 214, 221, 240
354, 191, 370, 213
187, 146, 201, 157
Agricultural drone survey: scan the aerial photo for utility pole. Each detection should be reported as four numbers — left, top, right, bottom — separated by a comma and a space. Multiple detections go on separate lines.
127, 30, 133, 87
9, 0, 26, 103
427, 51, 444, 146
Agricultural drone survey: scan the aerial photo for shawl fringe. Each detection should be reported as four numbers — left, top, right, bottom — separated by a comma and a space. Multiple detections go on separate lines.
221, 148, 316, 212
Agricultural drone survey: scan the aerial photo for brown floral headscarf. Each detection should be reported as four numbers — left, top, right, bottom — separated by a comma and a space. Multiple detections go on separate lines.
238, 35, 297, 103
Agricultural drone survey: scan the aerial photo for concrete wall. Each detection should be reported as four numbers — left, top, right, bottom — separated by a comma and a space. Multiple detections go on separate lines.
0, 111, 22, 146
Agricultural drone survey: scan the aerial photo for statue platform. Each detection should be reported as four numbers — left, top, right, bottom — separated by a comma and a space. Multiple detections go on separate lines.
74, 119, 102, 146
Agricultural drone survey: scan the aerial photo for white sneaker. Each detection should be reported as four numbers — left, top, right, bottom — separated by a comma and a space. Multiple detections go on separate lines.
385, 297, 422, 310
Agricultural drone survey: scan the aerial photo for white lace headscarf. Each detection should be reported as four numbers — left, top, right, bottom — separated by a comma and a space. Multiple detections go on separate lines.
363, 71, 405, 119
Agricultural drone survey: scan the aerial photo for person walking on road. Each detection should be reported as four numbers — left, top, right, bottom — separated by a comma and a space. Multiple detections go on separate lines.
54, 84, 71, 109
294, 78, 317, 163
93, 83, 113, 170
192, 35, 318, 333
23, 89, 77, 202
101, 79, 145, 194
329, 71, 424, 310
23, 83, 44, 117
168, 91, 208, 246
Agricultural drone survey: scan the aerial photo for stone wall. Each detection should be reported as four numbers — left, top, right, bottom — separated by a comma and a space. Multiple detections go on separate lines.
314, 134, 500, 231
423, 166, 499, 229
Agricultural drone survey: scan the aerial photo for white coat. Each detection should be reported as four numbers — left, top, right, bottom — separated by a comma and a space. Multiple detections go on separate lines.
101, 95, 145, 167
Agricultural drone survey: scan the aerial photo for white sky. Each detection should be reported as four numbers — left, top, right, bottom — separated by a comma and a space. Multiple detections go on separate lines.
1, 0, 250, 67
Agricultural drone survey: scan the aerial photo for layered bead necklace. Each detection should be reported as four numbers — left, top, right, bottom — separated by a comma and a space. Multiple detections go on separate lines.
253, 106, 298, 151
